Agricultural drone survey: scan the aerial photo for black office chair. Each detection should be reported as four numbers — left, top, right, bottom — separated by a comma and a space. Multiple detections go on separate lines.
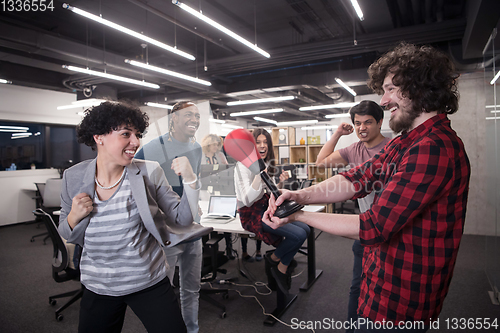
31, 178, 62, 244
34, 208, 83, 322
200, 233, 231, 318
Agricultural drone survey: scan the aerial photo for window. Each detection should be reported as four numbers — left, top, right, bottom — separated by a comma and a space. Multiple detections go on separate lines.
0, 121, 95, 171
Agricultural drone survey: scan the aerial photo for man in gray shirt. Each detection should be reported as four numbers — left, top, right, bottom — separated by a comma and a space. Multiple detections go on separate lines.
135, 101, 202, 333
316, 100, 390, 332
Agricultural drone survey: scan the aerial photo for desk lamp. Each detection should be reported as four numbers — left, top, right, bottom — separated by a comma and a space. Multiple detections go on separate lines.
224, 129, 303, 218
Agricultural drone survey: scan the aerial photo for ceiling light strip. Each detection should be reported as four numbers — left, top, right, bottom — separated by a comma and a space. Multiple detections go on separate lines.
490, 70, 500, 85
230, 108, 283, 117
145, 102, 173, 110
62, 3, 195, 61
299, 102, 359, 111
0, 78, 12, 84
277, 120, 318, 126
62, 65, 160, 89
301, 125, 339, 130
349, 0, 364, 21
227, 96, 294, 106
172, 0, 270, 58
325, 114, 350, 119
126, 60, 211, 86
57, 98, 108, 110
0, 126, 29, 131
335, 78, 357, 96
253, 117, 278, 125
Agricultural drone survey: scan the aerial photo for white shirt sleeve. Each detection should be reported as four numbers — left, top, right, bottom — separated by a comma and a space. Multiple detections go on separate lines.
234, 162, 264, 207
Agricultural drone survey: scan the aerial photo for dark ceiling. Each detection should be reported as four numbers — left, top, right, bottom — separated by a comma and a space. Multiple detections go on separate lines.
1, 0, 499, 124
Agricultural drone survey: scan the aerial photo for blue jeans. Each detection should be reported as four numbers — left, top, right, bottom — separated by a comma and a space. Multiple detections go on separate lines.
347, 240, 364, 333
165, 239, 203, 333
262, 221, 310, 266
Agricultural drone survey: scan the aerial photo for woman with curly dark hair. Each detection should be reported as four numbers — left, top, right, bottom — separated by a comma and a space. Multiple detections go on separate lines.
234, 128, 310, 292
58, 101, 210, 333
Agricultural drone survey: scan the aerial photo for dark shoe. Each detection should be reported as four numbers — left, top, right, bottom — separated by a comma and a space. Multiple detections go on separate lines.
287, 259, 298, 274
242, 254, 255, 262
271, 266, 291, 293
255, 253, 263, 261
264, 253, 279, 291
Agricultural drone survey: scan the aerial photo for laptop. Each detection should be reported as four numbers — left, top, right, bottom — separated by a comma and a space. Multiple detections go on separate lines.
204, 195, 238, 223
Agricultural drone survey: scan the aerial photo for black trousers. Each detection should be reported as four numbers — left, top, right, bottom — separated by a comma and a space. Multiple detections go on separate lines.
79, 276, 186, 333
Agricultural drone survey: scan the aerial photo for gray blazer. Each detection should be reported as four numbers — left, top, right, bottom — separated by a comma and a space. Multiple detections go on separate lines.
58, 158, 212, 248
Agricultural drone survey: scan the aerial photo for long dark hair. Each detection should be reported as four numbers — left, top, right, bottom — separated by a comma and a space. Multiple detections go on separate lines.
252, 128, 278, 177
367, 42, 459, 115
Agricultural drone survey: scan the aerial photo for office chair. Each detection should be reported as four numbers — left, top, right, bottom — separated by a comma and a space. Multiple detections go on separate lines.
34, 208, 83, 322
31, 178, 62, 244
200, 233, 231, 318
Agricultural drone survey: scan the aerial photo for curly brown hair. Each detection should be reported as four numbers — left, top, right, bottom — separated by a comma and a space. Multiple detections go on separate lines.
367, 42, 459, 115
76, 101, 149, 150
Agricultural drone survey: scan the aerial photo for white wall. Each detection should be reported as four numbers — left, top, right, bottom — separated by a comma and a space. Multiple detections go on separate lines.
0, 84, 79, 225
0, 84, 80, 125
0, 168, 60, 226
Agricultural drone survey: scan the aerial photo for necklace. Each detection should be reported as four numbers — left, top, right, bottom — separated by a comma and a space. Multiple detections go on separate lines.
95, 168, 126, 190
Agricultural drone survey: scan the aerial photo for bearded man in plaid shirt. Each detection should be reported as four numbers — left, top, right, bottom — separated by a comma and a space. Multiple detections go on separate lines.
262, 42, 470, 333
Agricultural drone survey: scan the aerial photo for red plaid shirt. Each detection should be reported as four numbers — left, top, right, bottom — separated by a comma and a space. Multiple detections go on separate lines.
341, 114, 470, 324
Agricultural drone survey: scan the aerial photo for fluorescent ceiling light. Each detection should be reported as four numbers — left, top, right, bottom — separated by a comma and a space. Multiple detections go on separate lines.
0, 79, 12, 84
0, 126, 29, 132
145, 102, 173, 110
221, 123, 244, 129
230, 108, 283, 117
325, 114, 351, 119
300, 102, 359, 111
301, 125, 339, 130
490, 70, 500, 85
277, 119, 318, 127
62, 65, 160, 89
126, 60, 211, 86
209, 119, 226, 124
486, 117, 500, 120
486, 105, 500, 109
335, 78, 357, 96
227, 96, 294, 106
172, 0, 270, 58
12, 132, 32, 137
349, 0, 364, 21
62, 3, 194, 61
253, 117, 278, 125
57, 98, 107, 110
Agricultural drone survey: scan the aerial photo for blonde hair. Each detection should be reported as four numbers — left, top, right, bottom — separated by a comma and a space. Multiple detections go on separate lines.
201, 134, 223, 155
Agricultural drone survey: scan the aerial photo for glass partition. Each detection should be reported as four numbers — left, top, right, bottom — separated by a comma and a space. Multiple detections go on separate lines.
484, 28, 500, 305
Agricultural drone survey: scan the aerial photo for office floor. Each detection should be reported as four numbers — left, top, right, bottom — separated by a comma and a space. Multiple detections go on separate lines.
0, 222, 499, 333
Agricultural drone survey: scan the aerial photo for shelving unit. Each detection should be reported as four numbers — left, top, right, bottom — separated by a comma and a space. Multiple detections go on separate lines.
269, 127, 333, 184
